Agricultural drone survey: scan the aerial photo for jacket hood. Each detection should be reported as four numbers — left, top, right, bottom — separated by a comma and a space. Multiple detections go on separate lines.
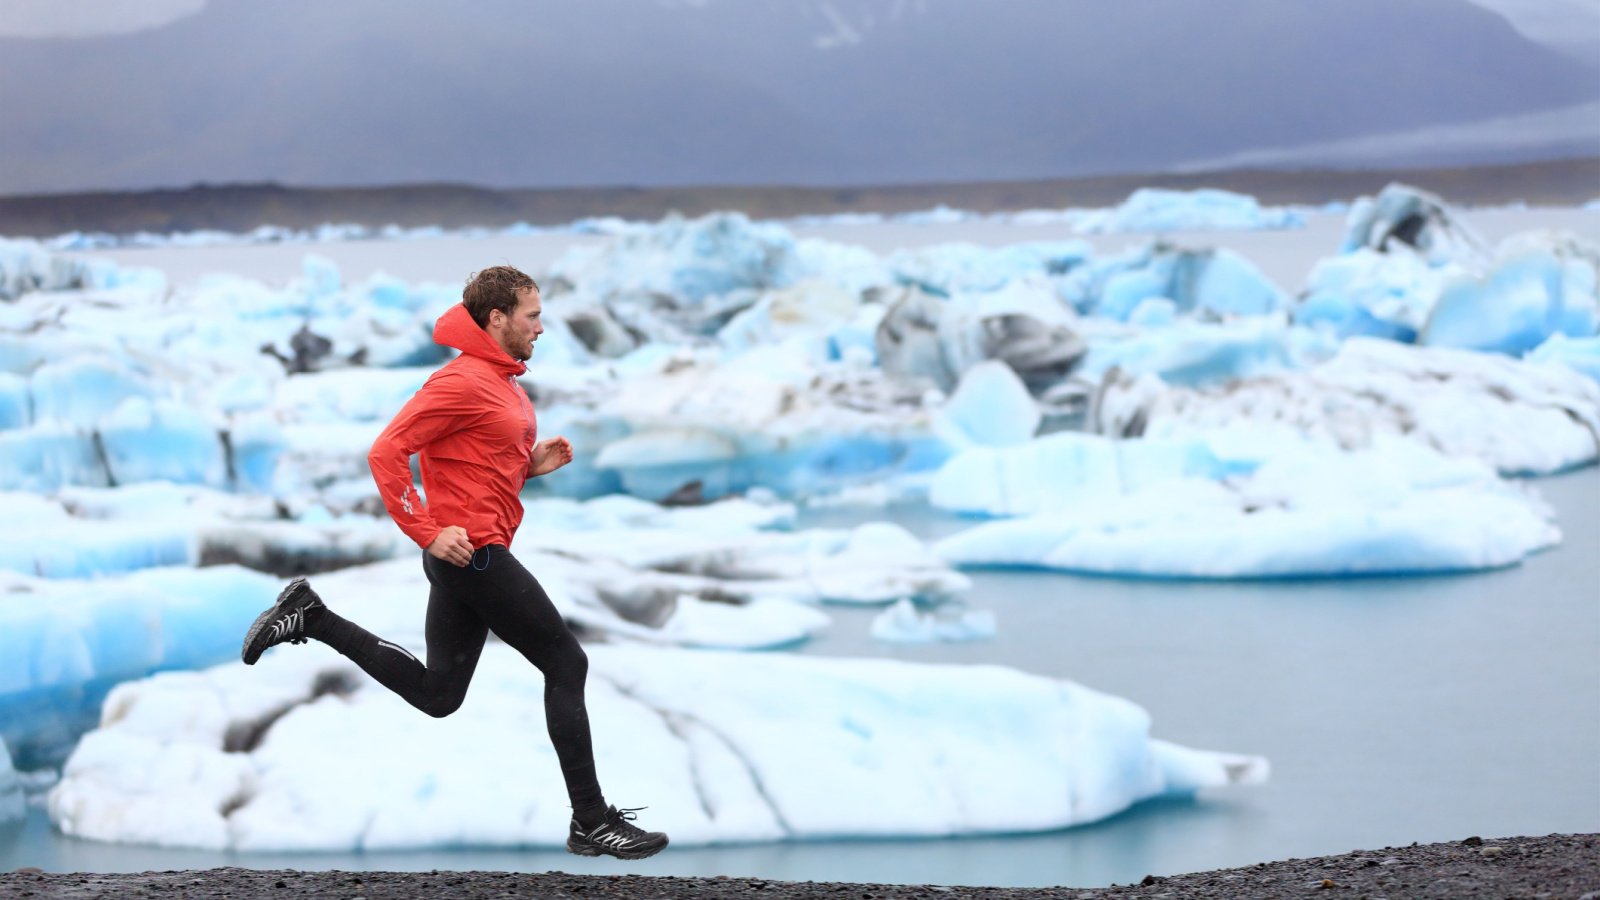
433, 304, 527, 376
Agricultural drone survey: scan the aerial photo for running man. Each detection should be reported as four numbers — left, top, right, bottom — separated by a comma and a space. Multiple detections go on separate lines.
240, 266, 668, 860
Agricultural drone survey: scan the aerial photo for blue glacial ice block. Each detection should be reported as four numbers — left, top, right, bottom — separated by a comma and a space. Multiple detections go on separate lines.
0, 373, 29, 430
29, 358, 150, 429
0, 425, 106, 491
99, 398, 228, 488
1422, 249, 1599, 355
1068, 245, 1285, 321
227, 412, 286, 493
0, 565, 279, 768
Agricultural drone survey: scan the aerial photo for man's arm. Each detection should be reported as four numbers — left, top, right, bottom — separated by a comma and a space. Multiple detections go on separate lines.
367, 373, 473, 552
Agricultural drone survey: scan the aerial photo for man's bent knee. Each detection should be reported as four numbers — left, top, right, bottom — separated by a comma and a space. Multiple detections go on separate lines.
417, 692, 467, 719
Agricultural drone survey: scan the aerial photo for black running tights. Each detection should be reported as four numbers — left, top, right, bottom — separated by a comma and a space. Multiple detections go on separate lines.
308, 544, 605, 818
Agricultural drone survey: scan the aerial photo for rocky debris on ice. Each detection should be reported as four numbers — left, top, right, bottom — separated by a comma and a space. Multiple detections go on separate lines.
1340, 183, 1491, 267
874, 279, 1085, 392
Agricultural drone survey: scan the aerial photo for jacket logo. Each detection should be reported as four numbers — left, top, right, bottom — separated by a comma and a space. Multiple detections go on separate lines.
399, 485, 415, 515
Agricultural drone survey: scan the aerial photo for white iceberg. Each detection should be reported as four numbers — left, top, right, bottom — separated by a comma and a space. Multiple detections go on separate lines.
48, 644, 1266, 850
1094, 337, 1600, 475
934, 431, 1558, 578
1073, 188, 1305, 234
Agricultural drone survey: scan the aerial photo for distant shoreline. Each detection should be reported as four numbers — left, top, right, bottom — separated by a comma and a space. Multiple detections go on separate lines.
1, 157, 1595, 239
1, 834, 1593, 899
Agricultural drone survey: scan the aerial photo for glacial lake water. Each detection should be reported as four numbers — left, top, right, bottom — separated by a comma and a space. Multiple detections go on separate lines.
5, 212, 1597, 886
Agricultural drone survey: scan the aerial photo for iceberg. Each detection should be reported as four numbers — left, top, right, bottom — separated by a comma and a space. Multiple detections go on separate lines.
1420, 231, 1600, 355
934, 431, 1558, 578
930, 432, 1230, 518
1059, 243, 1287, 320
932, 360, 1041, 450
1297, 230, 1600, 355
48, 644, 1266, 850
874, 279, 1086, 392
1073, 188, 1305, 234
1341, 183, 1491, 267
0, 425, 106, 492
0, 565, 281, 767
1093, 338, 1600, 475
0, 238, 102, 301
549, 212, 808, 303
1296, 247, 1449, 342
584, 352, 949, 502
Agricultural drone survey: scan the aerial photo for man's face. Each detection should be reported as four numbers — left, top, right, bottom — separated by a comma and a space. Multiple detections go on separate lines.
492, 287, 543, 361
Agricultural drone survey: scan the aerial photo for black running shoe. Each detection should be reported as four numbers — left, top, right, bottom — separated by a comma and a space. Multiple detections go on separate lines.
241, 577, 325, 665
567, 806, 669, 860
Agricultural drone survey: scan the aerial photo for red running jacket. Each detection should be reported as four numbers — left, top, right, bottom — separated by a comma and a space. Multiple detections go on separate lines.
368, 303, 538, 551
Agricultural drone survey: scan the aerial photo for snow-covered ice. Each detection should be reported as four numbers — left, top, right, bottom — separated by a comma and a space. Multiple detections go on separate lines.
48, 644, 1266, 850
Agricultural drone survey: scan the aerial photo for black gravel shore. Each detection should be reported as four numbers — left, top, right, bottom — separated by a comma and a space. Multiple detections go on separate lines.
3, 834, 1594, 899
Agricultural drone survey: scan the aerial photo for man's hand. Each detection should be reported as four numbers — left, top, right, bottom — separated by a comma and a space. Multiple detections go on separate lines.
427, 525, 473, 567
529, 436, 574, 478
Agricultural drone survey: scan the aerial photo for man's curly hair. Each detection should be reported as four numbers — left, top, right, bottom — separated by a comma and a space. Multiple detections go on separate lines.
462, 266, 539, 327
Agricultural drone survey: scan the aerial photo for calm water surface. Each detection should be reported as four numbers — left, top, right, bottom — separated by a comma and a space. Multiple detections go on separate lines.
4, 468, 1595, 887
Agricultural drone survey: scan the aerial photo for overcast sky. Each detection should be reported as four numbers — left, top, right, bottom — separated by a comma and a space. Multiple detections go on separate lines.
0, 0, 1595, 195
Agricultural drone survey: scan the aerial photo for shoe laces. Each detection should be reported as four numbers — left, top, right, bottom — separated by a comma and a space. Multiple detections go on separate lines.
604, 806, 650, 838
